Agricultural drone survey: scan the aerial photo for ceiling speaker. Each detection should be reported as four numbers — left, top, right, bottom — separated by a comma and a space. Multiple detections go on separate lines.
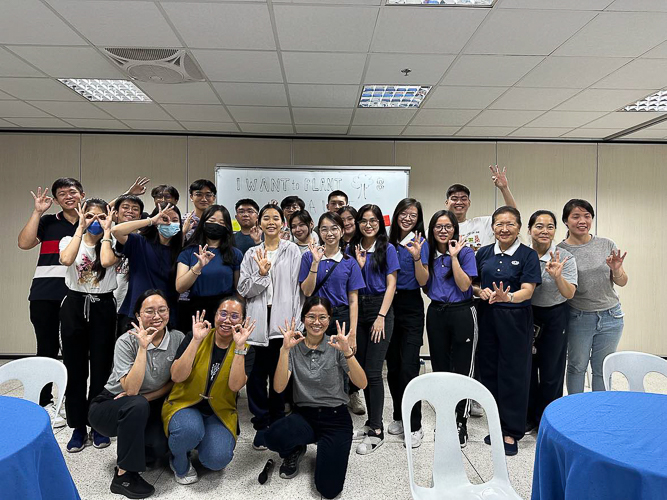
102, 47, 204, 84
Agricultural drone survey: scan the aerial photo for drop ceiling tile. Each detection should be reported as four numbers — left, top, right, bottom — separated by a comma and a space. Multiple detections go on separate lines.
349, 125, 405, 135
509, 127, 574, 138
411, 109, 479, 126
0, 48, 43, 77
28, 101, 111, 119
489, 88, 580, 111
95, 103, 172, 120
641, 120, 667, 130
364, 54, 455, 85
641, 41, 667, 59
239, 124, 294, 134
8, 46, 123, 79
162, 104, 233, 122
283, 52, 366, 84
274, 0, 381, 4
64, 118, 129, 129
163, 2, 275, 50
123, 120, 185, 131
517, 57, 631, 88
352, 108, 416, 126
295, 125, 348, 134
136, 82, 220, 105
527, 111, 608, 128
0, 101, 50, 118
455, 126, 517, 137
465, 9, 596, 56
213, 83, 288, 107
555, 89, 658, 112
466, 110, 543, 127
192, 50, 283, 83
402, 126, 461, 136
606, 0, 667, 12
0, 90, 13, 100
180, 121, 240, 133
561, 128, 617, 139
0, 0, 85, 45
0, 78, 82, 101
372, 7, 488, 54
553, 12, 667, 58
441, 55, 543, 87
9, 117, 73, 128
292, 108, 353, 125
500, 0, 613, 9
422, 86, 508, 109
228, 106, 291, 124
288, 84, 359, 108
622, 129, 667, 140
274, 5, 377, 52
0, 118, 19, 127
592, 59, 667, 89
581, 111, 665, 129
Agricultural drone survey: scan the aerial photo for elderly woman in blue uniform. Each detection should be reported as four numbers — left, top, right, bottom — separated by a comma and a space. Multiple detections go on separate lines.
473, 206, 541, 456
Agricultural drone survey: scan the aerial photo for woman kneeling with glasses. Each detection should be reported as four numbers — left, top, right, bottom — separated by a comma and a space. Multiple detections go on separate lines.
264, 296, 367, 499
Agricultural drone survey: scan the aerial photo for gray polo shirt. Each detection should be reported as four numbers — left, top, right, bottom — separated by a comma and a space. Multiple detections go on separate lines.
288, 336, 349, 408
104, 329, 185, 396
531, 244, 578, 308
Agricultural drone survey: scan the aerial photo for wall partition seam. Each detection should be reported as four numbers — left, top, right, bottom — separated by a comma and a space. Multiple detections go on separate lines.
595, 143, 599, 236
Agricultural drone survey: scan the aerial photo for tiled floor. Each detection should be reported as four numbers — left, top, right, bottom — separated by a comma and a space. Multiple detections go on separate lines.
1, 359, 666, 500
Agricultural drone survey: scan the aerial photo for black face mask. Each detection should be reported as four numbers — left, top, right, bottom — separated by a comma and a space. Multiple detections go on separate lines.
203, 222, 229, 241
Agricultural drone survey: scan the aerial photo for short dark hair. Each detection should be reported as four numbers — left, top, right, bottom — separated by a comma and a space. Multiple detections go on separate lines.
289, 210, 313, 229
280, 196, 305, 211
328, 190, 348, 204
259, 203, 285, 223
446, 184, 471, 199
51, 178, 83, 198
151, 184, 180, 203
235, 198, 259, 212
216, 295, 246, 319
301, 296, 332, 322
528, 210, 557, 230
337, 205, 357, 219
114, 194, 144, 214
492, 206, 522, 227
189, 179, 216, 195
133, 289, 168, 317
562, 199, 595, 224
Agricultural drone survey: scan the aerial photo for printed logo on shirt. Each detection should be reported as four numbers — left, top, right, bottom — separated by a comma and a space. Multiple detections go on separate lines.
511, 261, 519, 266
210, 362, 221, 382
167, 356, 174, 362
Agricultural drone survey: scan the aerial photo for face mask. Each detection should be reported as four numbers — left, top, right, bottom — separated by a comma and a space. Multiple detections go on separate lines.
203, 222, 229, 241
158, 222, 180, 238
87, 221, 103, 236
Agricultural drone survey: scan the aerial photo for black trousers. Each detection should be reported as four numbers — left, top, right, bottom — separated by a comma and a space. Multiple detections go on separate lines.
264, 405, 352, 499
357, 294, 394, 430
326, 306, 354, 395
89, 391, 168, 472
247, 338, 285, 430
386, 289, 423, 430
60, 291, 116, 430
176, 294, 227, 334
477, 304, 533, 440
527, 302, 569, 424
29, 300, 62, 406
426, 299, 478, 422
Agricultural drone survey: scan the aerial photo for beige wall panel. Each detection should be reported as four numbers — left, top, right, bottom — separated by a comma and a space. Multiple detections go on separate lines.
598, 144, 667, 356
1, 134, 80, 354
80, 134, 188, 213
497, 142, 597, 244
292, 140, 394, 167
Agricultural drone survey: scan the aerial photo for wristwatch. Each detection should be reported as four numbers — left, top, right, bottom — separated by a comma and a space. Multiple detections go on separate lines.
508, 292, 515, 303
234, 348, 248, 356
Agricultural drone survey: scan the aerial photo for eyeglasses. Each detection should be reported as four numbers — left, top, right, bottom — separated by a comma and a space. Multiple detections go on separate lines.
217, 310, 241, 322
399, 212, 418, 221
360, 218, 379, 227
319, 226, 341, 235
56, 189, 80, 198
237, 209, 257, 216
193, 191, 215, 200
448, 196, 469, 203
305, 314, 329, 323
434, 224, 454, 232
328, 201, 346, 208
284, 203, 301, 211
141, 307, 169, 317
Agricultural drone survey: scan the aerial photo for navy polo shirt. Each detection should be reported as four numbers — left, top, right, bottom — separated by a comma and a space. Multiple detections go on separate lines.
475, 239, 541, 308
347, 242, 401, 296
299, 251, 365, 308
234, 231, 259, 256
395, 237, 430, 291
426, 246, 478, 303
177, 246, 243, 298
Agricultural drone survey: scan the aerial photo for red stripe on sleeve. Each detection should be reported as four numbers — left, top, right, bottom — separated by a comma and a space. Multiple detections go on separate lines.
40, 240, 61, 255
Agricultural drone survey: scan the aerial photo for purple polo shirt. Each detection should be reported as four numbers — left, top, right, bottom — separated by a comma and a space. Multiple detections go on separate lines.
395, 237, 430, 291
426, 246, 478, 303
299, 251, 365, 308
346, 242, 401, 296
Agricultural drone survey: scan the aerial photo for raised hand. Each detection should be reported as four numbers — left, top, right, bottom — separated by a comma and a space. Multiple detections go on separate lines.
280, 225, 291, 241
278, 318, 304, 350
249, 225, 262, 244
129, 317, 158, 350
405, 232, 423, 261
448, 236, 466, 258
546, 250, 569, 279
150, 203, 173, 226
490, 165, 508, 189
253, 247, 272, 276
31, 187, 53, 214
75, 202, 93, 230
606, 249, 626, 272
127, 176, 150, 196
100, 205, 116, 233
308, 240, 325, 264
478, 287, 493, 301
182, 212, 195, 235
192, 310, 211, 341
489, 281, 511, 304
233, 317, 257, 346
328, 321, 353, 355
194, 244, 215, 268
355, 244, 367, 269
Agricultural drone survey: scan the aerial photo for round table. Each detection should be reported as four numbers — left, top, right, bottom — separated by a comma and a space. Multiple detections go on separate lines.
532, 391, 667, 500
0, 396, 80, 500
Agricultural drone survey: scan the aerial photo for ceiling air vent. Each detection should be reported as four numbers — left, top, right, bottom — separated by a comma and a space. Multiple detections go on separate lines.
102, 47, 204, 84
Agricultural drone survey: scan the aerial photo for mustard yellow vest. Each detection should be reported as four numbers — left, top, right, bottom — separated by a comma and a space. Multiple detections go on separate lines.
162, 329, 242, 439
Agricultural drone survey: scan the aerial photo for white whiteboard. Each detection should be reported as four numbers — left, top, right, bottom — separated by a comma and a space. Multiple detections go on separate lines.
215, 165, 410, 223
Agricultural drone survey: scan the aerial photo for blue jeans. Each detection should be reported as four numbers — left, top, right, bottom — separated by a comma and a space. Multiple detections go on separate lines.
168, 407, 235, 476
566, 304, 624, 394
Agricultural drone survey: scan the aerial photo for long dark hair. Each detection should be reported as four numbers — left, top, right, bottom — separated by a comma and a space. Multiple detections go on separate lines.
349, 204, 388, 273
389, 198, 425, 248
83, 198, 109, 282
259, 204, 285, 222
184, 204, 237, 265
427, 210, 460, 277
140, 201, 183, 276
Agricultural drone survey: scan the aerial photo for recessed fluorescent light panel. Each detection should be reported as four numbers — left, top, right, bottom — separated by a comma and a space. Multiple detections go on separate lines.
58, 79, 151, 102
386, 0, 494, 6
359, 85, 432, 108
622, 90, 667, 112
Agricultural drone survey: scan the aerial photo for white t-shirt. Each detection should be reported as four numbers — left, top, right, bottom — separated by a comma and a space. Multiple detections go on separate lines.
59, 237, 118, 293
459, 216, 494, 252
265, 249, 279, 306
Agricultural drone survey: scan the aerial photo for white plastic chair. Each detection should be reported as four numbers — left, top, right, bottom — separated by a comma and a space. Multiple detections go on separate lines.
603, 351, 667, 392
402, 372, 521, 500
0, 357, 67, 428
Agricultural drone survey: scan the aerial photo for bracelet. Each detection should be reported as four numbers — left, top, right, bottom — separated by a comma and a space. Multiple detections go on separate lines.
613, 271, 625, 279
378, 313, 386, 318
147, 219, 153, 226
413, 257, 421, 262
73, 234, 82, 239
344, 352, 354, 359
234, 348, 248, 356
309, 269, 318, 273
190, 267, 202, 276
508, 292, 514, 303
101, 238, 113, 244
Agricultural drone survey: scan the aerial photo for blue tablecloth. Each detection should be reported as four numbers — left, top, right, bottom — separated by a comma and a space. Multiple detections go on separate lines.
0, 396, 80, 500
532, 391, 667, 500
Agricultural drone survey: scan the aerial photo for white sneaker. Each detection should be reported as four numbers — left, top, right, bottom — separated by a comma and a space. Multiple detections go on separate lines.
347, 392, 366, 415
170, 459, 199, 485
409, 428, 424, 449
44, 403, 66, 428
470, 401, 484, 418
387, 420, 404, 435
356, 429, 384, 455
352, 425, 371, 441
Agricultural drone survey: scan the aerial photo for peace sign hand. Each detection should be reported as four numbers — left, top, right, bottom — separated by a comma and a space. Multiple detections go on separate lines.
490, 165, 509, 189
233, 317, 257, 346
606, 249, 626, 272
489, 281, 511, 304
278, 318, 304, 351
355, 244, 367, 269
308, 240, 325, 264
328, 321, 353, 355
448, 236, 466, 258
194, 244, 215, 268
405, 232, 423, 261
129, 317, 158, 350
151, 203, 173, 226
546, 250, 569, 279
31, 187, 53, 214
126, 176, 150, 196
192, 310, 211, 342
249, 225, 262, 244
253, 248, 272, 276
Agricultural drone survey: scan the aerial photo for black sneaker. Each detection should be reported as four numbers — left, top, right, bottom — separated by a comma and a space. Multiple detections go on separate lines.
279, 445, 306, 479
457, 421, 468, 449
110, 467, 155, 499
